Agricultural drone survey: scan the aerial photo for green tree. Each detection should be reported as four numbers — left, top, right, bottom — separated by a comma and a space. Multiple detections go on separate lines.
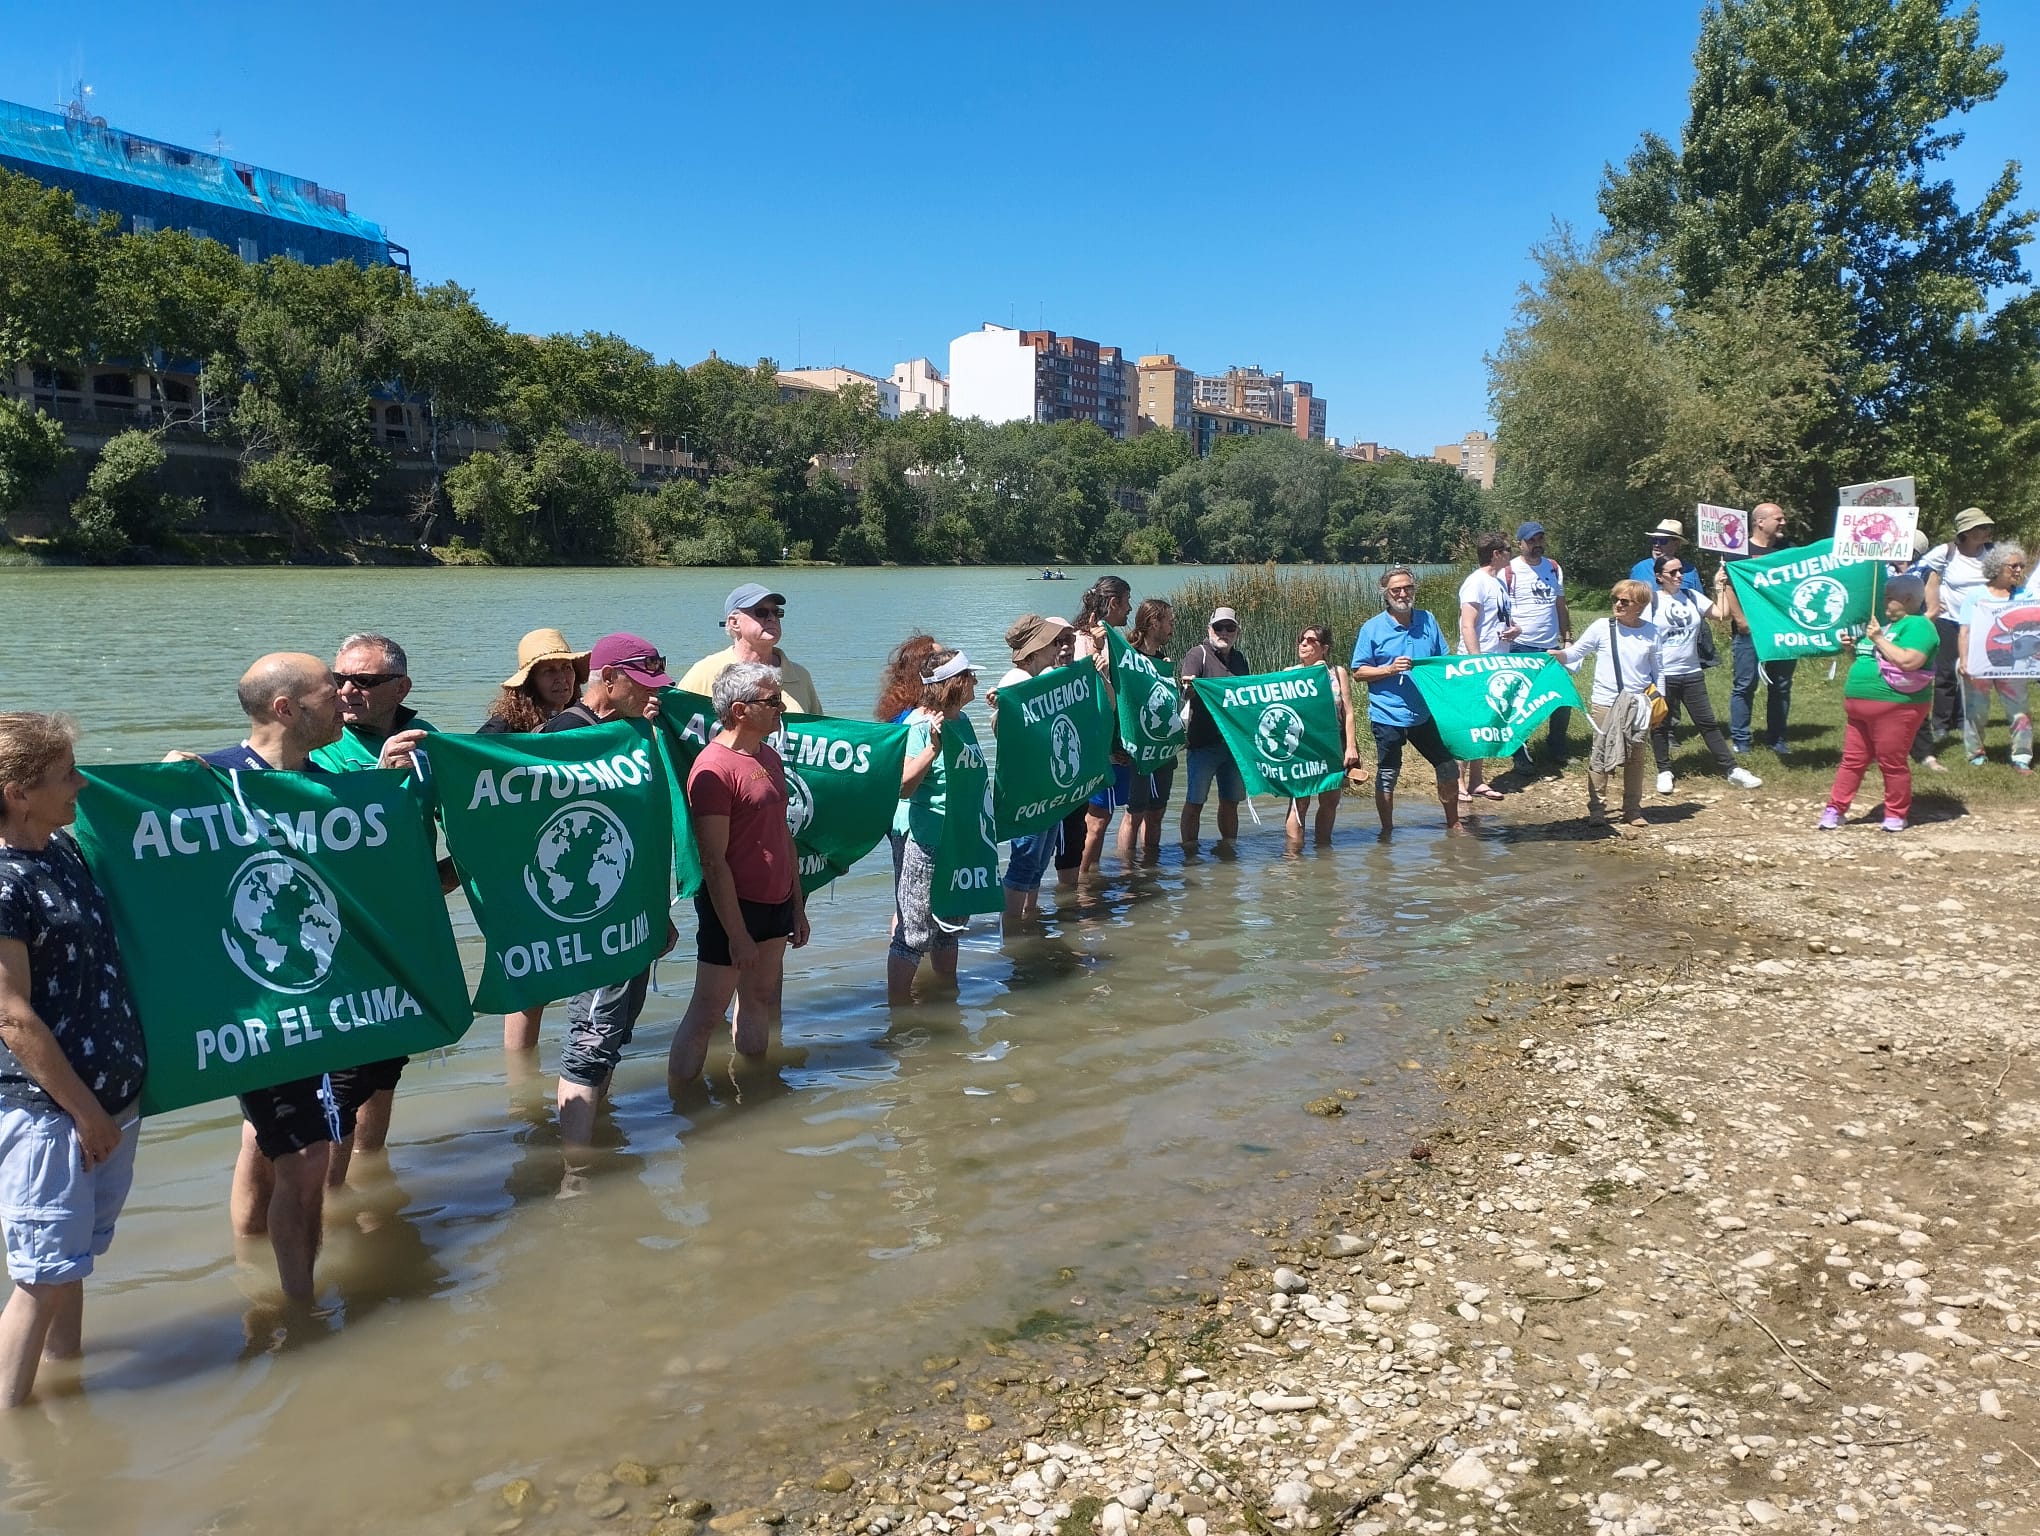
0, 169, 105, 373
445, 449, 538, 563
240, 450, 339, 550
92, 228, 245, 423
387, 281, 511, 464
1598, 0, 2035, 501
0, 397, 69, 514
68, 429, 195, 555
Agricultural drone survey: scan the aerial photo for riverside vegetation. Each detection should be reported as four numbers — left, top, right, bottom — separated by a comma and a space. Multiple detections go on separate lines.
0, 166, 1486, 569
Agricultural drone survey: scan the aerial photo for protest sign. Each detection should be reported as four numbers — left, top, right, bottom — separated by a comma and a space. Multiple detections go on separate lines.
1697, 504, 1750, 556
779, 713, 911, 892
929, 714, 1002, 919
1834, 504, 1920, 563
1407, 654, 1584, 759
1838, 476, 1917, 508
427, 721, 674, 1015
1722, 539, 1880, 661
1962, 597, 2040, 680
1104, 628, 1186, 771
73, 761, 470, 1115
990, 660, 1113, 839
1189, 665, 1348, 798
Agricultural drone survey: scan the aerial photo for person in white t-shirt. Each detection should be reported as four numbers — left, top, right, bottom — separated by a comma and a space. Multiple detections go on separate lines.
1502, 522, 1573, 770
1647, 555, 1762, 794
1456, 531, 1521, 804
1920, 505, 1997, 747
1552, 581, 1662, 827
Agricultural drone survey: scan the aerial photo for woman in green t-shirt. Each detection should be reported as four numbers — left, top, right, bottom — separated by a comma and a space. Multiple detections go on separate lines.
1821, 574, 1939, 833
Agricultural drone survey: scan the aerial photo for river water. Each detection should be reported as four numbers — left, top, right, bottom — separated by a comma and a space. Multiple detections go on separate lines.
0, 565, 1637, 1534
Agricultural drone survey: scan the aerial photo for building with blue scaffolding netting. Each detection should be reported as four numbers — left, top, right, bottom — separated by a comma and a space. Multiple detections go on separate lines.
0, 96, 405, 271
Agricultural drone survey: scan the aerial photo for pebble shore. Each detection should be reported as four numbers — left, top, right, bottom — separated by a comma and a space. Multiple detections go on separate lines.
483, 789, 2038, 1536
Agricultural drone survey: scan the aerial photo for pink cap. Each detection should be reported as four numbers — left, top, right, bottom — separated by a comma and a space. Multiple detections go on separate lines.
589, 632, 672, 688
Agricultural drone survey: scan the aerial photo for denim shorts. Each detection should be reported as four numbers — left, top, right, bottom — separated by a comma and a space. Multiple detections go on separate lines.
0, 1100, 142, 1284
1182, 745, 1245, 806
1003, 828, 1058, 893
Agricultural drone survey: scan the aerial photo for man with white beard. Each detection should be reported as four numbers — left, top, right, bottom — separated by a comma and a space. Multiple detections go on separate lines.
1350, 566, 1463, 838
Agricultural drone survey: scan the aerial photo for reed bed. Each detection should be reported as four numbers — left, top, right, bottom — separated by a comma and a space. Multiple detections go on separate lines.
1163, 564, 1457, 671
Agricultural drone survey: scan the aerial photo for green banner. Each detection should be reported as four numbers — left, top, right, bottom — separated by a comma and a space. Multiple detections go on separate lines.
931, 714, 1002, 919
72, 762, 471, 1115
1105, 629, 1185, 771
990, 660, 1114, 839
1724, 538, 1880, 661
1189, 665, 1348, 798
650, 689, 718, 899
425, 721, 675, 1015
1406, 654, 1584, 759
780, 713, 911, 893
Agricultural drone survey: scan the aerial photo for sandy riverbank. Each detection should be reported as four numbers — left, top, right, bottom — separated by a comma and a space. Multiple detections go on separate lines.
492, 785, 2035, 1536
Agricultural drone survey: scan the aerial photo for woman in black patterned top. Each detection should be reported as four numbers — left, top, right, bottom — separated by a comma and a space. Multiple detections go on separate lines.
0, 711, 147, 1408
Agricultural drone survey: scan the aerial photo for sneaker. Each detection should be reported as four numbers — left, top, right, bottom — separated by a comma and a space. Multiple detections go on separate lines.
1727, 766, 1764, 789
1882, 815, 1906, 833
1818, 807, 1843, 830
1969, 754, 1988, 768
1766, 742, 1790, 759
1920, 755, 1947, 773
1731, 742, 1748, 755
2017, 761, 2034, 776
1655, 770, 1674, 794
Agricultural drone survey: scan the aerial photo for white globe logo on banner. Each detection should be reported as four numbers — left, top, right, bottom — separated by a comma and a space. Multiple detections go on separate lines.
1486, 670, 1534, 724
1789, 576, 1849, 631
784, 768, 815, 836
524, 799, 634, 924
222, 851, 342, 995
1048, 714, 1083, 787
1255, 704, 1306, 761
1139, 681, 1176, 741
980, 782, 998, 852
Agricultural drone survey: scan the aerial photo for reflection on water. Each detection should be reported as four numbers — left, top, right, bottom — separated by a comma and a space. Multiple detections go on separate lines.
1, 565, 1624, 1534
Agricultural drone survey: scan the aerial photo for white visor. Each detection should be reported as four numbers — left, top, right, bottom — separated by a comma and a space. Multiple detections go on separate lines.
921, 651, 976, 685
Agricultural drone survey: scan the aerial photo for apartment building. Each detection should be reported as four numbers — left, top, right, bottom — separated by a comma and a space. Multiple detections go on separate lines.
890, 357, 948, 415
1192, 364, 1327, 441
946, 323, 1135, 440
1431, 429, 1496, 489
776, 366, 901, 418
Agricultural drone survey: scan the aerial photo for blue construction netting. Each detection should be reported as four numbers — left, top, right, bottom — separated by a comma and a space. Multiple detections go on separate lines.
0, 98, 393, 259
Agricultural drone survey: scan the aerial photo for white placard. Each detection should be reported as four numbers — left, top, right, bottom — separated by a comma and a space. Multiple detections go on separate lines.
1834, 504, 1919, 563
1838, 476, 1917, 508
1697, 503, 1749, 555
1963, 596, 2040, 679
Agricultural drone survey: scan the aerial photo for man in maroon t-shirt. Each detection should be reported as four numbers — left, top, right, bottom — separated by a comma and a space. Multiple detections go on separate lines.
667, 661, 810, 1086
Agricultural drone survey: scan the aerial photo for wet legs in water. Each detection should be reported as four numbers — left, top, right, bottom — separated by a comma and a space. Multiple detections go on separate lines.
0, 1278, 84, 1407
230, 1126, 329, 1301
1286, 791, 1340, 849
668, 939, 789, 1085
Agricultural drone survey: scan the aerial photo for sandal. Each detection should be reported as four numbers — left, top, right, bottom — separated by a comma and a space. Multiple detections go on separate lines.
1471, 784, 1506, 801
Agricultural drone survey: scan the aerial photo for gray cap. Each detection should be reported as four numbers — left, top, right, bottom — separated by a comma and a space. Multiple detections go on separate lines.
721, 582, 787, 625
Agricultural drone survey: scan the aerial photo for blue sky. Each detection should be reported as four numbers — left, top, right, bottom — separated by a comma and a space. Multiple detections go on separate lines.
5, 2, 2035, 451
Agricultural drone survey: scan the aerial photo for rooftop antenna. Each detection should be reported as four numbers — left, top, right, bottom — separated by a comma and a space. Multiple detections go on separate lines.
210, 129, 231, 158
58, 77, 97, 123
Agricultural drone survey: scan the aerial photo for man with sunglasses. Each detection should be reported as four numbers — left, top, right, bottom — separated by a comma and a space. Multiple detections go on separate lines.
544, 633, 681, 1147
677, 584, 823, 715
309, 634, 436, 774
1178, 607, 1252, 854
667, 662, 808, 1088
308, 633, 439, 1185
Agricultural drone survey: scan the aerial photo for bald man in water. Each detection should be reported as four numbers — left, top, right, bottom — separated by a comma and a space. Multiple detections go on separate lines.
172, 653, 426, 1301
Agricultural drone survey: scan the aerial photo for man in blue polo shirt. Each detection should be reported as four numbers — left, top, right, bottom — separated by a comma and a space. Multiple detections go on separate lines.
1350, 567, 1462, 837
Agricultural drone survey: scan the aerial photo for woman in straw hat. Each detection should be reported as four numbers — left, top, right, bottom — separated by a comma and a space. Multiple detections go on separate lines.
479, 629, 590, 736
477, 629, 590, 1054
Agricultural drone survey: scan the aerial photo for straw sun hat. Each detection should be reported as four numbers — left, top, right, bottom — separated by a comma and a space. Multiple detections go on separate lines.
503, 628, 591, 688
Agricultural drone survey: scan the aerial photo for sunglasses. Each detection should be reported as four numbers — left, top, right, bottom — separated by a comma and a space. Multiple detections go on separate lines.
743, 693, 785, 711
1212, 621, 1239, 633
609, 653, 666, 674
1299, 633, 1328, 646
741, 604, 786, 621
333, 672, 403, 689
1385, 586, 1416, 597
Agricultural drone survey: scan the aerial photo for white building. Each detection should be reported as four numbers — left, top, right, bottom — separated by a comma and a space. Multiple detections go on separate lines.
890, 357, 948, 415
776, 366, 900, 419
946, 324, 1038, 426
